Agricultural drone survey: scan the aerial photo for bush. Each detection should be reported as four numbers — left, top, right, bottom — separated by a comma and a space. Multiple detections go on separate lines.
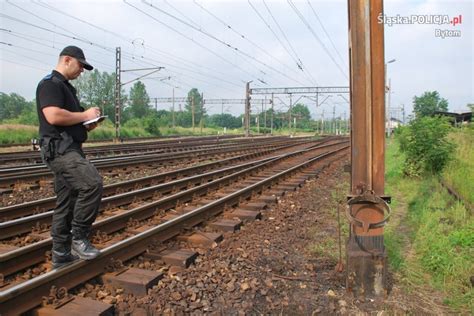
398, 116, 455, 176
143, 116, 162, 136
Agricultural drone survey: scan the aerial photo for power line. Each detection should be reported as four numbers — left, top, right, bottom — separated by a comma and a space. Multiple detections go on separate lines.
5, 0, 91, 46
0, 13, 113, 52
2, 7, 239, 93
1, 46, 53, 68
0, 57, 49, 72
163, 0, 202, 29
287, 0, 348, 81
192, 0, 307, 85
121, 50, 241, 89
35, 0, 245, 85
261, 0, 318, 85
139, 0, 306, 86
307, 0, 348, 69
124, 0, 258, 80
262, 0, 302, 70
117, 51, 242, 96
247, 1, 300, 72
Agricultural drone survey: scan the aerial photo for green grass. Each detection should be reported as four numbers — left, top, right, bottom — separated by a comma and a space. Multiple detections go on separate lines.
0, 124, 38, 144
0, 123, 329, 145
0, 123, 154, 143
385, 136, 473, 312
443, 128, 474, 205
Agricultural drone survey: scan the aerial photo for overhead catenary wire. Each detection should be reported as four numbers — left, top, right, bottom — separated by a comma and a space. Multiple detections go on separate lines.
5, 0, 91, 47
163, 0, 202, 30
139, 0, 308, 86
262, 0, 302, 70
1, 29, 120, 71
124, 0, 259, 81
192, 0, 308, 85
119, 50, 242, 95
0, 13, 113, 52
1, 25, 224, 102
34, 0, 245, 85
307, 0, 348, 69
287, 0, 349, 81
1, 10, 242, 94
9, 1, 249, 92
261, 0, 319, 86
0, 57, 49, 72
120, 50, 242, 89
247, 1, 301, 73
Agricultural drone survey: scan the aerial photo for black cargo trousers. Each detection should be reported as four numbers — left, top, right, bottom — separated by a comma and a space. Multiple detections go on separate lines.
45, 150, 103, 249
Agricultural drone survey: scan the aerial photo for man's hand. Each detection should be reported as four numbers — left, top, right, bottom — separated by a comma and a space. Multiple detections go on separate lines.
84, 107, 101, 121
85, 122, 98, 131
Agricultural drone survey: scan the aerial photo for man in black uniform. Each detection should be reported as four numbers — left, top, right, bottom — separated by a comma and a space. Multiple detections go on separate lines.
36, 46, 103, 268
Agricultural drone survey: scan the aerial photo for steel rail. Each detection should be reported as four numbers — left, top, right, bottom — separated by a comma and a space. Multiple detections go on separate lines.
0, 140, 341, 240
0, 145, 348, 316
0, 141, 348, 277
0, 134, 243, 150
0, 136, 289, 168
0, 135, 245, 164
0, 137, 297, 174
0, 139, 308, 187
0, 140, 317, 221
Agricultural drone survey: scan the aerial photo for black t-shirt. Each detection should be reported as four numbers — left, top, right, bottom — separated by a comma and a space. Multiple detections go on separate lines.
36, 70, 87, 143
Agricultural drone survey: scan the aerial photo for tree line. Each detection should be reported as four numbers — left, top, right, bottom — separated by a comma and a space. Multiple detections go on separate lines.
2, 68, 466, 135
0, 69, 318, 134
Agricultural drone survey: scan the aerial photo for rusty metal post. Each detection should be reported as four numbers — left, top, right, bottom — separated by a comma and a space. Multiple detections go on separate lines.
346, 0, 389, 299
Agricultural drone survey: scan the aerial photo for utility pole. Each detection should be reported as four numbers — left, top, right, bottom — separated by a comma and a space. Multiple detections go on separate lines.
321, 109, 325, 135
263, 97, 267, 133
270, 93, 274, 135
172, 88, 175, 128
333, 106, 336, 134
245, 81, 251, 137
347, 0, 389, 300
114, 46, 163, 142
343, 111, 347, 134
200, 93, 204, 135
191, 95, 195, 133
256, 111, 260, 134
288, 94, 292, 133
402, 104, 405, 124
114, 47, 121, 142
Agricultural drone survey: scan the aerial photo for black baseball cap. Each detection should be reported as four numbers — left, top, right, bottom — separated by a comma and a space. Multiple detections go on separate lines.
60, 46, 94, 71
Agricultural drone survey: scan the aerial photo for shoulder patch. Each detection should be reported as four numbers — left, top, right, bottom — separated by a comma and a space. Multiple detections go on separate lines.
42, 73, 53, 81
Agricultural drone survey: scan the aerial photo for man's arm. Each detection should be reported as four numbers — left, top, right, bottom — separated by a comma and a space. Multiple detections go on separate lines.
42, 106, 101, 126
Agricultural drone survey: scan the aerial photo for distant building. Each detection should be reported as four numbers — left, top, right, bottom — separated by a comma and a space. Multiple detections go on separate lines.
386, 117, 403, 130
433, 111, 472, 125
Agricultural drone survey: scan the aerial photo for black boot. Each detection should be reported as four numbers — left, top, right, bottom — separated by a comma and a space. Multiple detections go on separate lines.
71, 230, 100, 260
52, 243, 79, 269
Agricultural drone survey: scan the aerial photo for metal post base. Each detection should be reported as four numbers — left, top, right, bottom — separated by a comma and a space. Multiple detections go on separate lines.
346, 235, 388, 300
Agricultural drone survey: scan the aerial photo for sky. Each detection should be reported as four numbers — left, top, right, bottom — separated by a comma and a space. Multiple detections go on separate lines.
0, 0, 472, 120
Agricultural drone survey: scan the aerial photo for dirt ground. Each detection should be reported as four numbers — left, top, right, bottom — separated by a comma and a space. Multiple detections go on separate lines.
101, 156, 451, 315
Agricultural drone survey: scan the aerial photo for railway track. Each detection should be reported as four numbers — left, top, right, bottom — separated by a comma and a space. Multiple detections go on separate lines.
0, 140, 348, 315
0, 137, 312, 188
0, 138, 334, 224
0, 135, 244, 165
0, 139, 344, 242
